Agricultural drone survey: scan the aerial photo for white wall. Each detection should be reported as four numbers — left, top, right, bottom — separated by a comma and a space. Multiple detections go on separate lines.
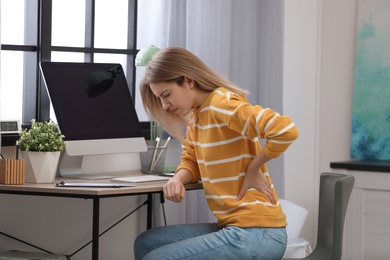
284, 0, 358, 246
283, 0, 320, 245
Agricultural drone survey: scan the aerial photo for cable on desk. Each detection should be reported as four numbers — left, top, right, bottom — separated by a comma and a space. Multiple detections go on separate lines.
160, 193, 167, 226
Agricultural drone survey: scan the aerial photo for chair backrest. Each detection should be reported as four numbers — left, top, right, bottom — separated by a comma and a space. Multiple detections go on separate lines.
312, 172, 355, 260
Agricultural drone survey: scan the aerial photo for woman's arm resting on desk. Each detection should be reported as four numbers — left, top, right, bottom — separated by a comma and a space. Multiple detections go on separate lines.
163, 169, 193, 203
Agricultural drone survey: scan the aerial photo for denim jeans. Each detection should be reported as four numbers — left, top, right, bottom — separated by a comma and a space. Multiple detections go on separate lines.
134, 223, 287, 260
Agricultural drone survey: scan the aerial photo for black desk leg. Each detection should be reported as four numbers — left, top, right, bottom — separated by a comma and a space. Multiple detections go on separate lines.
92, 197, 100, 260
147, 194, 153, 229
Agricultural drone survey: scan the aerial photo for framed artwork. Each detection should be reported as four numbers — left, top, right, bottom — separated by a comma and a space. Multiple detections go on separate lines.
351, 0, 390, 160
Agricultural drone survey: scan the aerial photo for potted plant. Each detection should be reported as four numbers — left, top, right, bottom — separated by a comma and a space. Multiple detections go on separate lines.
18, 119, 66, 183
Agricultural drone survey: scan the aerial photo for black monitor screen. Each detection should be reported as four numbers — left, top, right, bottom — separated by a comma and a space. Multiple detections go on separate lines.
40, 62, 142, 141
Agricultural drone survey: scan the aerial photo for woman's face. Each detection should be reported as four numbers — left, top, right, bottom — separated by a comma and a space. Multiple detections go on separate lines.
150, 78, 196, 117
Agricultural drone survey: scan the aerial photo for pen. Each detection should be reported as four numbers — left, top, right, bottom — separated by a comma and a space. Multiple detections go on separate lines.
150, 137, 160, 172
150, 136, 171, 172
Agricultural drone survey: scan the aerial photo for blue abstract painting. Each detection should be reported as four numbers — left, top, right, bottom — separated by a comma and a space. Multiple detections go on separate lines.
351, 0, 390, 160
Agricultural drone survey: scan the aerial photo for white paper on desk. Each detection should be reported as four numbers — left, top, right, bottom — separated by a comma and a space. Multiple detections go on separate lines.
111, 175, 170, 183
57, 182, 135, 187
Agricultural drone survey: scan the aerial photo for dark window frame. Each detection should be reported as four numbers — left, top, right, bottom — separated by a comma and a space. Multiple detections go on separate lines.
1, 0, 139, 146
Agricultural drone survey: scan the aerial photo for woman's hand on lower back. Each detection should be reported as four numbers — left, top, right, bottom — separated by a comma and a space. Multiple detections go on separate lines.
236, 152, 275, 204
236, 168, 275, 204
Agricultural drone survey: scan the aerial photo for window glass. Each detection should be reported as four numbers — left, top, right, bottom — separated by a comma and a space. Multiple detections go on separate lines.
1, 0, 25, 45
52, 0, 86, 47
51, 52, 85, 62
0, 52, 24, 120
94, 0, 128, 49
94, 53, 128, 73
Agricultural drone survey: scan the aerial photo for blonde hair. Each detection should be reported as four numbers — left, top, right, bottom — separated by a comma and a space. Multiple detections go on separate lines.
140, 47, 249, 141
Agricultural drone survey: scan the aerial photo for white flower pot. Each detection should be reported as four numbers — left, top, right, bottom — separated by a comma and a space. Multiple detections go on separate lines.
20, 151, 61, 183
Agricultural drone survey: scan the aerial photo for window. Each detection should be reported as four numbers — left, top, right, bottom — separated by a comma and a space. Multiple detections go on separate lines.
1, 0, 137, 128
1, 0, 38, 123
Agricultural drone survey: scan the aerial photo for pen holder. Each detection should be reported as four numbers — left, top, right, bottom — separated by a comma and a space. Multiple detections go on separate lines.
0, 159, 25, 185
140, 146, 167, 174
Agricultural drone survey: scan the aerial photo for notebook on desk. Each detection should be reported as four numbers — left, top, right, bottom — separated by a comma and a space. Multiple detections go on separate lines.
111, 175, 170, 183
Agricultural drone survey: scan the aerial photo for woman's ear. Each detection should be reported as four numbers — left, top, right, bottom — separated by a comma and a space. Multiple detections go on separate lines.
184, 76, 195, 88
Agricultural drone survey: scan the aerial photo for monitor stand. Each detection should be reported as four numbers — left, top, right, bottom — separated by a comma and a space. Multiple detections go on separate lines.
58, 150, 142, 179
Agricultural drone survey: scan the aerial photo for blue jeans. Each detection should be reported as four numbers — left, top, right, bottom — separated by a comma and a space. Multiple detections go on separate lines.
134, 223, 287, 260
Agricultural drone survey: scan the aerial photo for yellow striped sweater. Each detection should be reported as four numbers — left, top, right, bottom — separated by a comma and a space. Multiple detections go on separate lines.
177, 87, 299, 228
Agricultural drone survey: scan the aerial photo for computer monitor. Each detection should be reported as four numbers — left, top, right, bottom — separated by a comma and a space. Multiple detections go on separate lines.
40, 61, 147, 178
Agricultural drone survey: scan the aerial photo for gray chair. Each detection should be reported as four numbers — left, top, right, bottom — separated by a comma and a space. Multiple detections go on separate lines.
284, 172, 355, 260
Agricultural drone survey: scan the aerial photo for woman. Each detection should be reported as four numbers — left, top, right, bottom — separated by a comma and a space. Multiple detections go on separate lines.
135, 47, 298, 260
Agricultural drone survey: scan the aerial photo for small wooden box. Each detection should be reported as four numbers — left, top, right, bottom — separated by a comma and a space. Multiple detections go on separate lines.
0, 159, 25, 185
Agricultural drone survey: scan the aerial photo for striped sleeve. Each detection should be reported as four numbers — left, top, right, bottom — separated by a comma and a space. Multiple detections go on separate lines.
175, 128, 202, 183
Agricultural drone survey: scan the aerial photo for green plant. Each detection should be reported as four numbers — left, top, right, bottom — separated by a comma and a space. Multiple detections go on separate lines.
18, 119, 66, 152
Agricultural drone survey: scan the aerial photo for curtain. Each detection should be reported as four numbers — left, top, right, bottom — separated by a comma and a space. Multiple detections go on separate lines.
136, 0, 284, 226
